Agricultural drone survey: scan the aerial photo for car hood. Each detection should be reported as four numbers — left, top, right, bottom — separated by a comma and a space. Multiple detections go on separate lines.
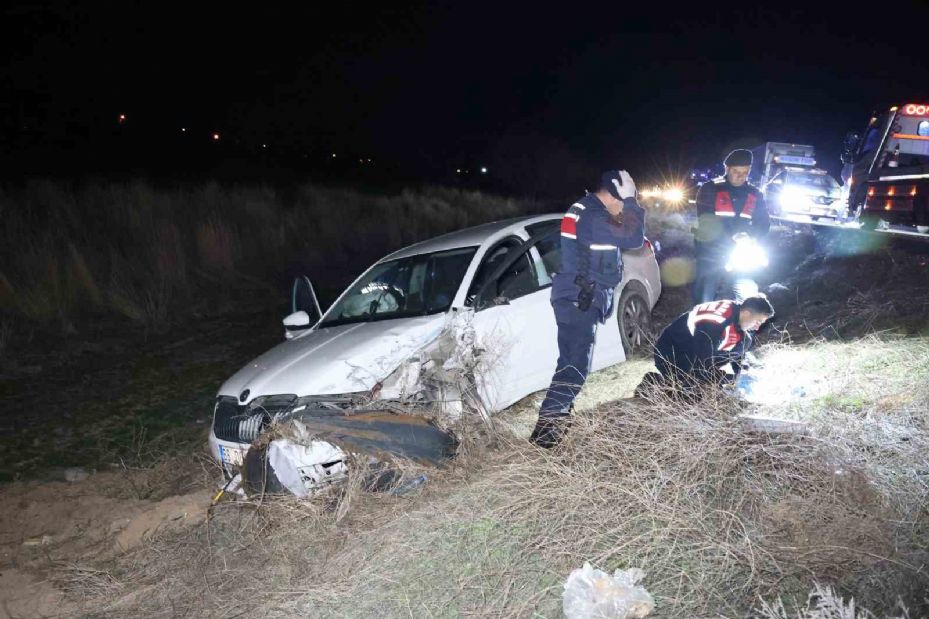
219, 314, 448, 402
783, 185, 841, 200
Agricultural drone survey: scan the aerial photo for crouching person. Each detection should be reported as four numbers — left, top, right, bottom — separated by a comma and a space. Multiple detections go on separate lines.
636, 296, 774, 401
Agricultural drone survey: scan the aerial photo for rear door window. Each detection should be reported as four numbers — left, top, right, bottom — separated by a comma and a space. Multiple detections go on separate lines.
525, 221, 561, 285
468, 234, 549, 308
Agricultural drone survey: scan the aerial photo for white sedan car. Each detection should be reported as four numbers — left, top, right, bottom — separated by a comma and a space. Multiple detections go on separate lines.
209, 214, 661, 483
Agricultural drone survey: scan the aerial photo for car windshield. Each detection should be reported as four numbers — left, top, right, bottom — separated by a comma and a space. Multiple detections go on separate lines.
318, 247, 477, 328
786, 173, 839, 192
875, 114, 929, 171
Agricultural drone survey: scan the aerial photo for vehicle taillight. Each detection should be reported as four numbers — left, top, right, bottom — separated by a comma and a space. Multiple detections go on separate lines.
902, 104, 929, 116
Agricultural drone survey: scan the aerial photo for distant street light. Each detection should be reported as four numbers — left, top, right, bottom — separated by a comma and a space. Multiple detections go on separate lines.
332, 153, 337, 158
456, 168, 461, 174
480, 166, 488, 174
181, 127, 187, 132
212, 132, 221, 141
118, 114, 126, 124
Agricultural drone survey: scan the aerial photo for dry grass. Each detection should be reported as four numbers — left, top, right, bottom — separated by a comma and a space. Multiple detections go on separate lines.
61, 335, 929, 618
0, 318, 12, 357
758, 582, 921, 619
0, 180, 549, 343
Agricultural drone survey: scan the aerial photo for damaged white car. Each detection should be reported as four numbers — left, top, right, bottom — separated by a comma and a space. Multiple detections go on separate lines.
209, 215, 662, 495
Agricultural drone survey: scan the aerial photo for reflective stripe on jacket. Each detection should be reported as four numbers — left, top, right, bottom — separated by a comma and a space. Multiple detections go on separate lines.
695, 178, 769, 249
656, 300, 753, 378
551, 193, 645, 314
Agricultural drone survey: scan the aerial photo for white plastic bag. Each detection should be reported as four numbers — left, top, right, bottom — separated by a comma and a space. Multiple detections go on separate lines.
562, 562, 655, 619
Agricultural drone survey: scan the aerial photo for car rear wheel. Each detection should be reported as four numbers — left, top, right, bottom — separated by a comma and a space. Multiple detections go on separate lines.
617, 287, 652, 358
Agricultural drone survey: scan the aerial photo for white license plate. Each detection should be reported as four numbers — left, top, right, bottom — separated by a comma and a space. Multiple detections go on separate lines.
219, 445, 245, 467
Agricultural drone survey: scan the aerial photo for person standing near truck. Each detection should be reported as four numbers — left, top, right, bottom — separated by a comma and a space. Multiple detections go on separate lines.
692, 150, 771, 304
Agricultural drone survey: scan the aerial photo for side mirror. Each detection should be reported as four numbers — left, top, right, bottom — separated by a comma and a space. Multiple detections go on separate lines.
291, 276, 323, 322
283, 311, 311, 340
841, 131, 860, 164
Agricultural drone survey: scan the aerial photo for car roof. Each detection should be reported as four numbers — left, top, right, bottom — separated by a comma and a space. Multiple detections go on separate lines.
383, 213, 561, 261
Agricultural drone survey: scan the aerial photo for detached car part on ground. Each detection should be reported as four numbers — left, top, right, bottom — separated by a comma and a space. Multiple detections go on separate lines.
209, 214, 662, 497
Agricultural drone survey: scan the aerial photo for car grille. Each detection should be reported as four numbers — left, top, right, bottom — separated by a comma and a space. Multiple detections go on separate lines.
213, 395, 297, 444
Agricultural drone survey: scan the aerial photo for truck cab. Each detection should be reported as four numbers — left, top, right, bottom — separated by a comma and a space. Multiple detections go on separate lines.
843, 104, 929, 232
749, 142, 818, 190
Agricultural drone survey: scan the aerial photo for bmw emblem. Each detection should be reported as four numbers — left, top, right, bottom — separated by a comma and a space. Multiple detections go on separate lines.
239, 389, 250, 403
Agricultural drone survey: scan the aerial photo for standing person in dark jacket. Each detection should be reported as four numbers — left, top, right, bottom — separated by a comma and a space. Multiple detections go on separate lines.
530, 169, 646, 448
637, 295, 774, 399
692, 150, 770, 304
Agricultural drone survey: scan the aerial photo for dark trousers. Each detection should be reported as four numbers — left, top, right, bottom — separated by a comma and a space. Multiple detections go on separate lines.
538, 299, 601, 420
692, 244, 724, 304
645, 333, 733, 400
654, 334, 695, 388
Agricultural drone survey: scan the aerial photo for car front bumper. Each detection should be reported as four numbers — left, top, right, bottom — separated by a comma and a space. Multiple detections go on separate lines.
208, 428, 250, 479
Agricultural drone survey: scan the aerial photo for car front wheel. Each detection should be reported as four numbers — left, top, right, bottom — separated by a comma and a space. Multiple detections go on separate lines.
617, 287, 652, 358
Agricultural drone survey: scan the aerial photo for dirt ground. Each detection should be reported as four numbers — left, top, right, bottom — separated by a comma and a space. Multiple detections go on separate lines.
0, 472, 210, 618
1, 301, 282, 618
2, 220, 928, 617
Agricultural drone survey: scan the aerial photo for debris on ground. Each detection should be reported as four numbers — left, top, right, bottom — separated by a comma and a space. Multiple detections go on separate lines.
240, 413, 457, 498
563, 562, 655, 619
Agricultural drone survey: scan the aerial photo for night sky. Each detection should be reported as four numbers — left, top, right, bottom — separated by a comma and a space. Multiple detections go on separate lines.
2, 2, 928, 193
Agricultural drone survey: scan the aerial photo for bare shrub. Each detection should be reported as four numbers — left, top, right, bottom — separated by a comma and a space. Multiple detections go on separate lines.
0, 317, 12, 356
67, 242, 103, 306
10, 249, 80, 331
151, 221, 189, 291
0, 272, 18, 314
757, 582, 916, 619
108, 252, 172, 329
196, 217, 240, 276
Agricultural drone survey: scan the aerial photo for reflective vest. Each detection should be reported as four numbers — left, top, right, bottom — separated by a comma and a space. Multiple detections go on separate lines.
715, 191, 758, 220
656, 300, 753, 377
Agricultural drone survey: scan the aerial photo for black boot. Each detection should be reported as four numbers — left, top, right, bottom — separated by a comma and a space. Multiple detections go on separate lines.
529, 416, 571, 449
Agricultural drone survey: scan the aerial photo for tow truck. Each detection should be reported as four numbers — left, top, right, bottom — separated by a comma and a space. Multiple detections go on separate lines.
843, 103, 929, 233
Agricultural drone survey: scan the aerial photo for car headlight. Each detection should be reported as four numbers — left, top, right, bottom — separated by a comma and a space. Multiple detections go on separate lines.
779, 186, 809, 211
663, 187, 685, 203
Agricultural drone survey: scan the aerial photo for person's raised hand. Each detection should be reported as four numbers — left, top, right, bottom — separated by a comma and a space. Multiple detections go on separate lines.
615, 170, 637, 201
